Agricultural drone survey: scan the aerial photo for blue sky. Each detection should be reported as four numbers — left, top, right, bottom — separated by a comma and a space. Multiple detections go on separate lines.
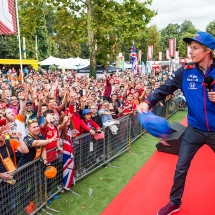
149, 0, 215, 31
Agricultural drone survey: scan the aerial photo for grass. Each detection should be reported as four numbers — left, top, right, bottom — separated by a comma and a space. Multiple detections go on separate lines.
42, 111, 188, 215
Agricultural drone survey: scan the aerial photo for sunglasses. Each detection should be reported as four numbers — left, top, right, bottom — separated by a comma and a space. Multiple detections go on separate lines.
27, 119, 37, 125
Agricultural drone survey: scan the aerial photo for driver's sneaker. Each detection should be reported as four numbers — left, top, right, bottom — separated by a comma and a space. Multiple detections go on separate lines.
157, 202, 180, 215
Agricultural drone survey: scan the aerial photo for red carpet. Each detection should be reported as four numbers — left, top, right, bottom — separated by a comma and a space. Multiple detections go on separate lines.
101, 117, 215, 215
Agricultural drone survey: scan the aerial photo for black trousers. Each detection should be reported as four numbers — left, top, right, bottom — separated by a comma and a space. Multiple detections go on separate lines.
170, 125, 215, 205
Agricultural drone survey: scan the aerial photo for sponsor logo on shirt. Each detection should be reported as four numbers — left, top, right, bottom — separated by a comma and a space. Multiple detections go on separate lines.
187, 74, 198, 82
188, 82, 197, 90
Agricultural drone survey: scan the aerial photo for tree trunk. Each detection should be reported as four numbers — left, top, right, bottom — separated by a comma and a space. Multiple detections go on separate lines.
86, 0, 96, 78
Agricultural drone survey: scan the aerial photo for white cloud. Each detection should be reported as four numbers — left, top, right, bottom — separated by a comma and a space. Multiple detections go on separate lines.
148, 0, 215, 31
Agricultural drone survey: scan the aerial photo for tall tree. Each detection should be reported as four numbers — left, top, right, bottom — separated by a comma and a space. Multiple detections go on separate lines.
36, 19, 55, 60
177, 21, 197, 58
48, 0, 156, 77
206, 21, 215, 37
178, 20, 197, 36
0, 36, 19, 59
54, 35, 81, 58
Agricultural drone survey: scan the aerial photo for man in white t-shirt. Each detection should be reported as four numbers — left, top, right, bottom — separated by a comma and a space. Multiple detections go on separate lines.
4, 92, 27, 139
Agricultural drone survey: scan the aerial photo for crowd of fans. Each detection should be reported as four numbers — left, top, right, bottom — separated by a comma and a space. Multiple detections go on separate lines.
0, 65, 177, 214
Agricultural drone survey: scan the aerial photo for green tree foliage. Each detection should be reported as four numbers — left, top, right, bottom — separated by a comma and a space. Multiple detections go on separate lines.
178, 20, 197, 36
160, 23, 180, 58
19, 0, 57, 60
177, 21, 197, 58
177, 32, 195, 58
36, 19, 55, 60
45, 7, 56, 36
54, 35, 81, 58
160, 20, 197, 59
145, 25, 161, 60
0, 36, 19, 58
48, 0, 156, 77
206, 21, 215, 37
49, 64, 56, 72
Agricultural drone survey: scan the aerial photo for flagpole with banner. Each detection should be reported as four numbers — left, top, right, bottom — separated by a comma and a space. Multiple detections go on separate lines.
147, 46, 153, 61
15, 0, 23, 83
118, 53, 124, 70
169, 38, 176, 73
130, 41, 138, 76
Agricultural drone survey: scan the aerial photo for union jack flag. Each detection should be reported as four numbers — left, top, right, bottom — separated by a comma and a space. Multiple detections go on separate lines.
130, 42, 139, 74
63, 139, 75, 190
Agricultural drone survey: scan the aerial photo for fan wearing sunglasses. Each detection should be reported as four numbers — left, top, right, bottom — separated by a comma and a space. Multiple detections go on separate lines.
18, 119, 59, 214
18, 119, 59, 167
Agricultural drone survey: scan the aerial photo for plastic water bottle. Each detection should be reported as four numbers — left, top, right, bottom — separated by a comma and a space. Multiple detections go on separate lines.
88, 188, 92, 196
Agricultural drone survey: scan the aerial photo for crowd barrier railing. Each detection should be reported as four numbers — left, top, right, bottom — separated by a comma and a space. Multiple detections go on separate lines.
0, 96, 181, 215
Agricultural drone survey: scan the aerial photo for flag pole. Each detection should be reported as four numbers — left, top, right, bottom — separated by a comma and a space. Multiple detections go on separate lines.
15, 0, 23, 83
35, 35, 38, 60
23, 37, 26, 59
132, 40, 134, 78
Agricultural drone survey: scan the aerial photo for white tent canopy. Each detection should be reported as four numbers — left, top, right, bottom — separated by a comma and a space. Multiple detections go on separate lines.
57, 64, 78, 70
57, 62, 90, 70
39, 56, 90, 69
70, 57, 90, 66
39, 56, 63, 66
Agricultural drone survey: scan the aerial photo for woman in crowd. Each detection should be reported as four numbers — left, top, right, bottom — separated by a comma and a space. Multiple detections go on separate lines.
58, 113, 76, 190
80, 109, 101, 169
80, 109, 101, 135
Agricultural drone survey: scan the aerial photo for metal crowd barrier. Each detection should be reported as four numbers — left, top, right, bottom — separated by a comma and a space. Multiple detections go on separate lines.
0, 96, 181, 215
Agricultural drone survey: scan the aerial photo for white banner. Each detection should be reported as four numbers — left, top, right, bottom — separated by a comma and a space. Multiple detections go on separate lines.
169, 38, 176, 57
166, 49, 170, 60
159, 52, 162, 61
175, 51, 179, 60
147, 46, 153, 61
146, 61, 152, 74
